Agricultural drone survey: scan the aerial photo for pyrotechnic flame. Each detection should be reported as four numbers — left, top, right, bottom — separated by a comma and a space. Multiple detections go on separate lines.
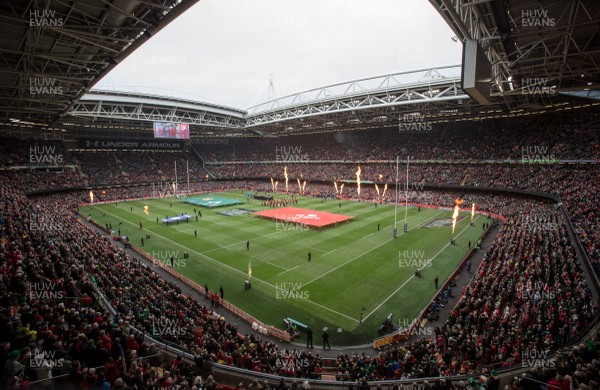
452, 205, 460, 234
144, 205, 149, 215
89, 191, 94, 203
375, 184, 380, 197
298, 178, 302, 192
340, 183, 344, 195
471, 202, 475, 222
248, 260, 252, 277
270, 177, 275, 192
284, 166, 289, 192
302, 180, 306, 191
382, 183, 388, 199
356, 166, 361, 196
334, 181, 339, 194
274, 181, 279, 191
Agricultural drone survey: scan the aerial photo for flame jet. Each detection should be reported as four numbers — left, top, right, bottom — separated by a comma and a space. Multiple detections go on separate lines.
356, 166, 362, 196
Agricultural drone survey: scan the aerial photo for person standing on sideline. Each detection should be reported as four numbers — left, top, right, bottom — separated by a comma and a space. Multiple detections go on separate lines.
377, 223, 380, 231
322, 329, 330, 350
219, 285, 224, 300
308, 251, 311, 262
434, 275, 439, 289
194, 230, 197, 237
306, 327, 314, 349
467, 259, 472, 272
247, 240, 250, 250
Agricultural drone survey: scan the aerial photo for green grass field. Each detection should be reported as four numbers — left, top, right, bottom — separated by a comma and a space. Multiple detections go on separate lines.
80, 191, 486, 346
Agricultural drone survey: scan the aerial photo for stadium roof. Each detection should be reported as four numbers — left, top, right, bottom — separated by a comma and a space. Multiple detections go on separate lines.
429, 0, 600, 98
0, 0, 599, 138
0, 0, 198, 126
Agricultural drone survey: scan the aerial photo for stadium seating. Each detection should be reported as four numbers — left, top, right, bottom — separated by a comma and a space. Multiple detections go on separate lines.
1, 108, 599, 387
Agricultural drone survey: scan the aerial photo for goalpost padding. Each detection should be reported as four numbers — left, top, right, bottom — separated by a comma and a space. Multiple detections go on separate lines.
253, 207, 354, 228
183, 196, 243, 208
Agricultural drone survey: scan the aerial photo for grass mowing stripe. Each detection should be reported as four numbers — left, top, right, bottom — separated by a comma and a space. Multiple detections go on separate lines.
202, 230, 282, 254
297, 210, 445, 291
82, 193, 489, 345
266, 261, 287, 270
361, 214, 481, 322
277, 265, 299, 276
95, 205, 278, 289
96, 202, 362, 324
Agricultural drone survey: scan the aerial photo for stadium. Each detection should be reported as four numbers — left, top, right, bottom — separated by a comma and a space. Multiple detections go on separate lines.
1, 0, 599, 389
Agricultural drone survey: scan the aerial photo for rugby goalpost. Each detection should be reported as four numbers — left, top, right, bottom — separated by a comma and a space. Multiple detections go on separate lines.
151, 160, 192, 199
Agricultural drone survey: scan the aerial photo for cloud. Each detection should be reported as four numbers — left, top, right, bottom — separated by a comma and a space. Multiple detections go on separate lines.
96, 0, 462, 109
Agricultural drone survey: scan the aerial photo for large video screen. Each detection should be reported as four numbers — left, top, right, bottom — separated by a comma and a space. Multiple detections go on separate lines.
153, 122, 190, 139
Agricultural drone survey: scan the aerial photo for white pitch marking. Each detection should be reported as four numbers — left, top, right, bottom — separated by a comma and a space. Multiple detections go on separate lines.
361, 215, 481, 323
300, 210, 445, 289
266, 261, 287, 270
276, 265, 299, 276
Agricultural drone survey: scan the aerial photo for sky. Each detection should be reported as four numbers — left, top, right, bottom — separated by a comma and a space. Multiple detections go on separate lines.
95, 0, 462, 110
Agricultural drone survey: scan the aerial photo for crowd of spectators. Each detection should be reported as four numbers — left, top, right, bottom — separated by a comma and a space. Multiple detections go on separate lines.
0, 139, 74, 168
194, 109, 599, 162
2, 170, 598, 387
331, 200, 597, 381
1, 107, 599, 387
1, 178, 319, 389
74, 151, 206, 187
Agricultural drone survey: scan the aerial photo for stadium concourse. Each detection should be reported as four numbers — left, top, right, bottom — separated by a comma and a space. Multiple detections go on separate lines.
1, 109, 600, 389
